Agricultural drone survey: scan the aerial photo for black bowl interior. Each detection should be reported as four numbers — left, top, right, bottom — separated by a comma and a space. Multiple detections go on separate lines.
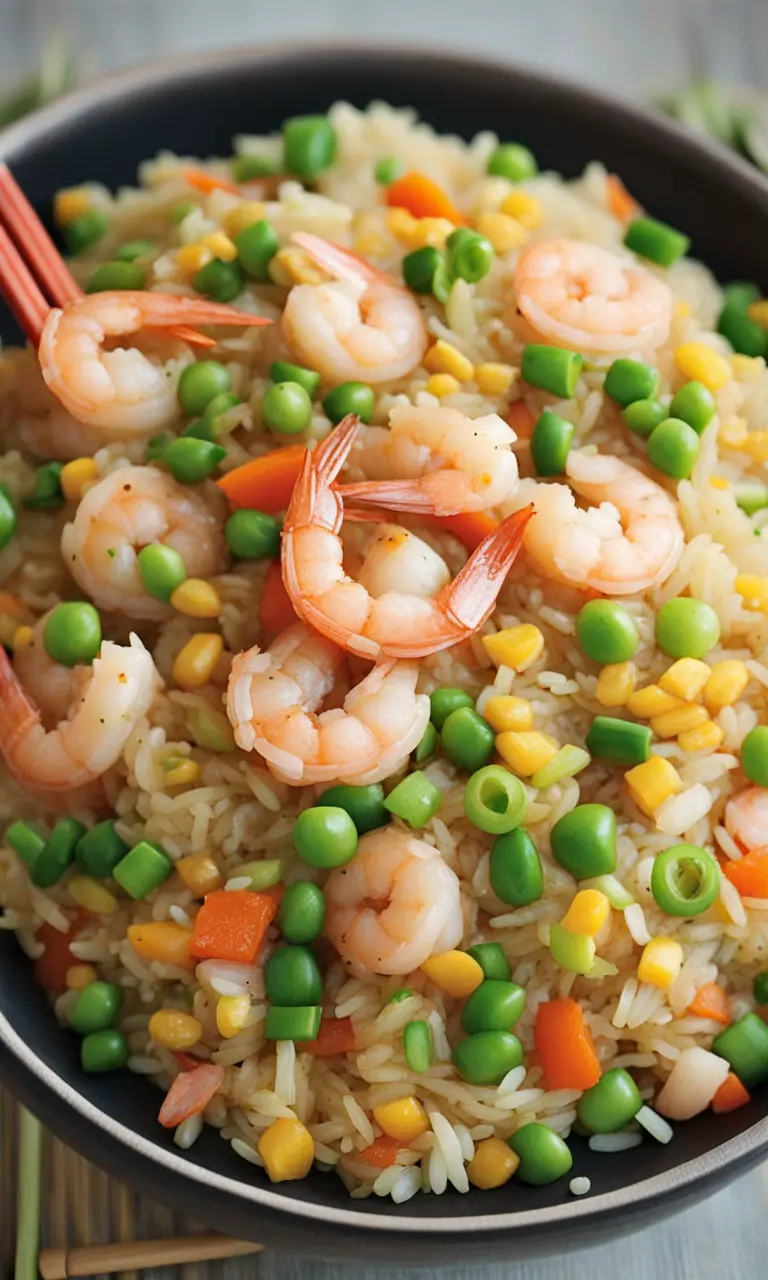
2, 43, 768, 1262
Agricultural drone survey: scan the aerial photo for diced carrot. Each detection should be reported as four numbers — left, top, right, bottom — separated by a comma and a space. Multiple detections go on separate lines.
534, 997, 601, 1091
34, 913, 86, 991
688, 981, 732, 1026
259, 561, 298, 636
724, 848, 768, 898
384, 171, 467, 226
158, 1062, 226, 1128
506, 400, 536, 438
190, 889, 278, 962
712, 1071, 750, 1114
183, 166, 240, 196
0, 591, 25, 616
298, 1016, 356, 1057
172, 1051, 201, 1072
216, 446, 305, 513
359, 1135, 403, 1168
606, 173, 640, 225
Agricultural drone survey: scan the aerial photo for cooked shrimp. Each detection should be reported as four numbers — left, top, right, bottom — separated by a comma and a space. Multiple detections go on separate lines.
61, 466, 228, 621
512, 238, 674, 355
508, 451, 683, 594
324, 827, 463, 975
725, 787, 768, 852
338, 403, 519, 516
282, 414, 533, 660
0, 633, 158, 796
39, 291, 271, 436
13, 611, 91, 726
226, 622, 430, 786
0, 348, 108, 462
281, 232, 427, 384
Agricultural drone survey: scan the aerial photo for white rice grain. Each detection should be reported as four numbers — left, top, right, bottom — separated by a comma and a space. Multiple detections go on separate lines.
624, 903, 651, 946
390, 1166, 422, 1203
275, 1040, 297, 1105
636, 1106, 674, 1143
588, 1132, 642, 1153
174, 1113, 203, 1149
343, 1095, 375, 1146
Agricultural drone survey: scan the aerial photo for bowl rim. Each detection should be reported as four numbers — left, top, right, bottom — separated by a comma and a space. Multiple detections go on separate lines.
2, 37, 768, 1238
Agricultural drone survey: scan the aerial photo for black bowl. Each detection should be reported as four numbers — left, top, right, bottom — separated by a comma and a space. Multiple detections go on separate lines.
2, 43, 768, 1265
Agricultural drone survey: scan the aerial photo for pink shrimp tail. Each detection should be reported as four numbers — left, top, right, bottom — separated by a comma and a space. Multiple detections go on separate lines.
284, 414, 360, 535
0, 643, 39, 749
291, 231, 392, 286
338, 478, 444, 514
441, 504, 535, 631
134, 293, 274, 331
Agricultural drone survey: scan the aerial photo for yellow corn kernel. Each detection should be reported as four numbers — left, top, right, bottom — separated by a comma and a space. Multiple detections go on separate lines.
60, 457, 98, 502
736, 574, 768, 612
626, 685, 683, 719
258, 1116, 315, 1183
625, 756, 683, 817
475, 211, 528, 253
704, 659, 749, 712
386, 207, 419, 242
67, 875, 119, 916
709, 476, 729, 491
425, 373, 461, 399
719, 417, 749, 449
172, 634, 224, 690
741, 431, 768, 463
216, 994, 251, 1039
678, 720, 724, 753
424, 340, 475, 383
270, 246, 327, 286
483, 624, 544, 672
420, 950, 484, 998
499, 191, 542, 228
731, 354, 766, 381
53, 187, 92, 226
674, 341, 732, 391
170, 578, 222, 619
201, 231, 238, 262
596, 661, 636, 708
467, 1137, 520, 1189
409, 217, 455, 249
651, 703, 710, 739
176, 243, 214, 275
222, 201, 266, 238
164, 759, 201, 788
484, 695, 534, 733
372, 1096, 430, 1144
637, 937, 683, 989
65, 963, 97, 991
748, 300, 768, 328
353, 232, 390, 258
474, 362, 517, 396
496, 730, 558, 777
12, 624, 34, 652
148, 1008, 203, 1051
561, 889, 611, 938
127, 922, 194, 970
176, 852, 223, 897
658, 658, 711, 702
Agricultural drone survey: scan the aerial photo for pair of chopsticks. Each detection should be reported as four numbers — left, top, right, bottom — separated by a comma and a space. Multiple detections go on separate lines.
14, 1107, 263, 1279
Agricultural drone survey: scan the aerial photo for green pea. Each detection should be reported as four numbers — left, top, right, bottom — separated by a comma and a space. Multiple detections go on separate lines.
464, 766, 527, 836
115, 238, 156, 263
225, 509, 282, 560
170, 201, 197, 225
446, 228, 494, 284
76, 820, 129, 879
137, 544, 187, 602
577, 1068, 643, 1133
113, 839, 173, 900
265, 945, 322, 1006
5, 820, 45, 867
487, 143, 538, 181
234, 219, 279, 280
669, 381, 716, 435
550, 804, 617, 878
193, 258, 244, 303
549, 923, 595, 974
265, 1005, 322, 1041
452, 1030, 523, 1085
85, 261, 145, 293
283, 115, 337, 180
646, 417, 700, 479
262, 381, 313, 435
603, 358, 660, 406
374, 156, 403, 185
383, 772, 441, 828
440, 706, 495, 772
740, 726, 768, 786
198, 392, 243, 438
233, 153, 282, 181
508, 1123, 573, 1185
31, 818, 86, 888
429, 687, 475, 730
712, 1012, 768, 1088
43, 602, 101, 667
718, 302, 768, 358
623, 398, 668, 438
521, 344, 582, 398
461, 980, 526, 1034
277, 880, 326, 944
466, 942, 511, 982
178, 361, 232, 416
146, 434, 170, 462
754, 970, 768, 1006
490, 829, 543, 905
164, 437, 226, 483
80, 1028, 129, 1073
413, 721, 439, 764
269, 360, 321, 397
388, 988, 412, 1003
23, 462, 63, 511
655, 597, 721, 659
322, 382, 375, 425
402, 246, 443, 294
650, 843, 720, 917
69, 981, 123, 1035
530, 410, 574, 476
293, 806, 358, 869
0, 482, 17, 551
430, 257, 454, 306
64, 209, 108, 256
623, 216, 690, 268
318, 783, 389, 835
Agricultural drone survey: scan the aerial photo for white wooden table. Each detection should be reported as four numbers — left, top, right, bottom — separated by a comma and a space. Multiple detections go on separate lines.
2, 0, 768, 1275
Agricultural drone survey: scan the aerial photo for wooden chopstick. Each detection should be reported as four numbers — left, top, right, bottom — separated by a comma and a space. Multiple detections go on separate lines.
38, 1235, 264, 1279
14, 1107, 43, 1280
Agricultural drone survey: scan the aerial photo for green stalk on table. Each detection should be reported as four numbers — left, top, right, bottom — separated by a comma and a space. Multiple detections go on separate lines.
15, 1106, 42, 1280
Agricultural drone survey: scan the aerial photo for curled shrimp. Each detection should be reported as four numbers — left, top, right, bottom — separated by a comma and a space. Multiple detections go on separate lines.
13, 611, 91, 726
61, 466, 228, 621
725, 787, 768, 852
324, 826, 463, 975
39, 291, 271, 436
282, 414, 533, 660
281, 232, 427, 384
337, 403, 519, 516
511, 238, 674, 355
508, 451, 683, 594
0, 348, 109, 462
0, 633, 158, 797
226, 622, 430, 787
